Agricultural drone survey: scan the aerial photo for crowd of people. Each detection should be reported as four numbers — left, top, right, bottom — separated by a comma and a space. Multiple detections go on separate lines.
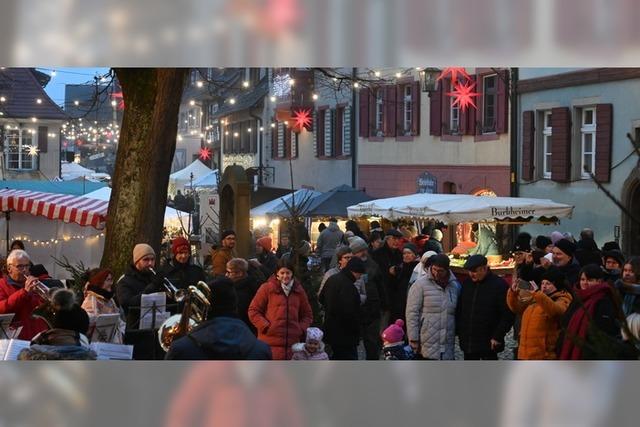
1, 221, 639, 361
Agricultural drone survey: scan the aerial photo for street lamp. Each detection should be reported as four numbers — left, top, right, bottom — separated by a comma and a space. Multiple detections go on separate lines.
418, 68, 440, 94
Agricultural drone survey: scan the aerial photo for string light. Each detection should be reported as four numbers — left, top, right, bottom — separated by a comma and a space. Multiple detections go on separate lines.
31, 117, 37, 122
270, 96, 276, 103
312, 93, 318, 101
74, 100, 79, 106
374, 71, 381, 77
242, 81, 249, 88
0, 96, 6, 102
189, 100, 195, 106
14, 232, 105, 247
229, 98, 236, 105
51, 70, 57, 77
36, 98, 42, 104
196, 81, 203, 88
353, 82, 360, 88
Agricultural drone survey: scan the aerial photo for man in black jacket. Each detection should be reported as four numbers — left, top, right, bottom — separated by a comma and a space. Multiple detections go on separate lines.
456, 255, 514, 360
160, 237, 207, 314
372, 229, 402, 327
225, 258, 260, 335
166, 278, 271, 360
351, 237, 386, 360
320, 257, 366, 360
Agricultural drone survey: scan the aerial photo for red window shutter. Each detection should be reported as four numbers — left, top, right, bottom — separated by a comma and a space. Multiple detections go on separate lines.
440, 78, 450, 134
316, 109, 325, 157
285, 124, 292, 158
551, 107, 571, 183
393, 84, 402, 137
359, 88, 370, 137
384, 85, 398, 137
429, 79, 442, 136
521, 111, 535, 180
465, 75, 477, 135
335, 106, 344, 156
411, 81, 421, 136
496, 70, 509, 134
37, 126, 48, 153
369, 88, 377, 136
595, 103, 613, 182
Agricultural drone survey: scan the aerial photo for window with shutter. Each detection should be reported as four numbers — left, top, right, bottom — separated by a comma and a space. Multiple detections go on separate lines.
317, 108, 326, 157
37, 126, 48, 153
551, 107, 571, 183
542, 111, 552, 179
312, 110, 318, 157
482, 74, 497, 133
374, 89, 384, 137
403, 85, 412, 135
277, 123, 285, 158
335, 106, 344, 156
595, 103, 613, 182
324, 109, 333, 157
521, 110, 534, 181
343, 106, 351, 155
359, 88, 370, 138
289, 129, 297, 159
580, 107, 596, 179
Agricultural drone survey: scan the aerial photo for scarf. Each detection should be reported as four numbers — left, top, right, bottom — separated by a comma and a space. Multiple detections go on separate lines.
560, 283, 611, 360
281, 279, 294, 296
86, 284, 115, 301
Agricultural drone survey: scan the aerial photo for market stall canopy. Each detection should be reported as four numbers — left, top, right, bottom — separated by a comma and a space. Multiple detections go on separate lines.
288, 185, 373, 218
60, 161, 97, 181
84, 187, 191, 231
251, 188, 322, 218
347, 193, 574, 224
168, 160, 213, 196
0, 189, 109, 229
191, 170, 219, 189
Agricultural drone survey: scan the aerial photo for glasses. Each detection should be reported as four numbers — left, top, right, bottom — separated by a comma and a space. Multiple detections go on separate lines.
10, 264, 31, 270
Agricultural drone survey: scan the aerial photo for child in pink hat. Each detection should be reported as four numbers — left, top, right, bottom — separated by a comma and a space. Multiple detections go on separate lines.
291, 327, 329, 360
381, 319, 414, 360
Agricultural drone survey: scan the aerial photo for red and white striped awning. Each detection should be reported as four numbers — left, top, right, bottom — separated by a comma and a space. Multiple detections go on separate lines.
0, 189, 109, 229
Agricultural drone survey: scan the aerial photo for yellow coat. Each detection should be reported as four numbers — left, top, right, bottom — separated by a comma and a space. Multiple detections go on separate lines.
507, 289, 572, 360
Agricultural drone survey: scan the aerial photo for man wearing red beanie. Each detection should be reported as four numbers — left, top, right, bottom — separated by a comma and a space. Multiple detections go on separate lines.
160, 236, 207, 302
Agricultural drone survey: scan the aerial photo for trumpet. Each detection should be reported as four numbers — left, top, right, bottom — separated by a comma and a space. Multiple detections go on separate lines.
149, 268, 186, 302
29, 278, 55, 328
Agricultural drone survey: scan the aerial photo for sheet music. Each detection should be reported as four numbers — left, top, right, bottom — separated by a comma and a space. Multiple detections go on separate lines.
140, 311, 171, 330
89, 342, 134, 360
90, 314, 122, 342
0, 339, 31, 360
140, 292, 166, 313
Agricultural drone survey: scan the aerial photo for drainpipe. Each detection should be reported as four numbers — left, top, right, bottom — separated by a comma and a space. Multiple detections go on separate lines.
510, 67, 519, 197
351, 67, 357, 188
250, 107, 263, 186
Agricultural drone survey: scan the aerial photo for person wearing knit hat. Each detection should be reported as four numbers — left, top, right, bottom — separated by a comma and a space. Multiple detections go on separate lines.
381, 319, 414, 360
603, 250, 625, 272
291, 326, 329, 360
133, 243, 156, 265
81, 267, 126, 344
159, 236, 207, 305
211, 230, 237, 276
551, 238, 581, 289
535, 235, 554, 253
318, 246, 354, 300
319, 256, 366, 360
506, 266, 572, 359
250, 235, 278, 279
410, 251, 438, 285
550, 231, 565, 246
387, 242, 420, 327
423, 229, 444, 254
19, 289, 97, 360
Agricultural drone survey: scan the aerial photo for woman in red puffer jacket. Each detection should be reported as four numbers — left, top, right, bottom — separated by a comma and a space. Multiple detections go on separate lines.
248, 259, 313, 360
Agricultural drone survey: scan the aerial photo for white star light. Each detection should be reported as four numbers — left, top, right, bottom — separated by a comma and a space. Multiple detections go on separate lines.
27, 146, 39, 156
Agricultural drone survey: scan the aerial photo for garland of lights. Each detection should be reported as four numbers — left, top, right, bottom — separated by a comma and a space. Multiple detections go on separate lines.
12, 232, 105, 247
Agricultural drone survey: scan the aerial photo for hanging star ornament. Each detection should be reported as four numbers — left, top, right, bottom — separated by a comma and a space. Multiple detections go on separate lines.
447, 80, 480, 111
292, 108, 312, 132
26, 145, 40, 156
199, 147, 212, 161
437, 67, 472, 85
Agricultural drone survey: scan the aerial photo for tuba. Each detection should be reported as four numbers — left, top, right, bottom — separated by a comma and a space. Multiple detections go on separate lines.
157, 281, 211, 352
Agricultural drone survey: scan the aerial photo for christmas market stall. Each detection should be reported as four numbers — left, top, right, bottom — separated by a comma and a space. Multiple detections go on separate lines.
347, 193, 574, 281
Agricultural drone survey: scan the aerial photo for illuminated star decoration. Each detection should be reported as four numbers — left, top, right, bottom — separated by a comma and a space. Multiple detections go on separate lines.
437, 67, 472, 85
447, 80, 481, 111
111, 91, 125, 110
26, 145, 39, 156
292, 108, 312, 132
199, 147, 212, 161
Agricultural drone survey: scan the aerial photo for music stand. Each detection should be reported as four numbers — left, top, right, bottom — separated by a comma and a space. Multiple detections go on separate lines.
91, 313, 121, 343
0, 314, 16, 339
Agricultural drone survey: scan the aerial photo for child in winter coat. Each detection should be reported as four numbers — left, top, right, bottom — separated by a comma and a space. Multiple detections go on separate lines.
382, 319, 414, 360
291, 327, 329, 360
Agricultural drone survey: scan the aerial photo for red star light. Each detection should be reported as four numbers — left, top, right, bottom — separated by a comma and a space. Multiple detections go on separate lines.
437, 67, 471, 85
447, 80, 480, 111
292, 108, 312, 132
199, 147, 212, 161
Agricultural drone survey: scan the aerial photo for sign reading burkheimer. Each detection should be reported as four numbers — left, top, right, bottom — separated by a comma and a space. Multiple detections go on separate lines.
491, 207, 536, 217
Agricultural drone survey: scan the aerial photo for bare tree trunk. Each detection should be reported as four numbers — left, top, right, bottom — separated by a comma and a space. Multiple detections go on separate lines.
101, 68, 188, 278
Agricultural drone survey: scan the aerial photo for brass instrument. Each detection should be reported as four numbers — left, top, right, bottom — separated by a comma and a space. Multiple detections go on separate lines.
157, 281, 211, 351
30, 279, 55, 328
149, 268, 186, 302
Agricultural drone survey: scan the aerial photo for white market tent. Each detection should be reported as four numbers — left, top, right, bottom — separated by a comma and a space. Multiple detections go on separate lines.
251, 188, 323, 218
191, 170, 219, 189
347, 193, 574, 224
84, 187, 192, 232
168, 159, 213, 196
61, 161, 96, 180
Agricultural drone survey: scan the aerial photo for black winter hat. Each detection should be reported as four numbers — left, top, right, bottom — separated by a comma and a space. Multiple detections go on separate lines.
541, 266, 566, 290
430, 254, 451, 269
402, 243, 418, 255
513, 232, 532, 252
464, 254, 488, 270
386, 229, 403, 238
603, 250, 625, 268
221, 230, 236, 240
345, 257, 367, 274
208, 278, 238, 317
51, 289, 90, 334
555, 239, 576, 257
535, 235, 552, 250
602, 241, 621, 252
